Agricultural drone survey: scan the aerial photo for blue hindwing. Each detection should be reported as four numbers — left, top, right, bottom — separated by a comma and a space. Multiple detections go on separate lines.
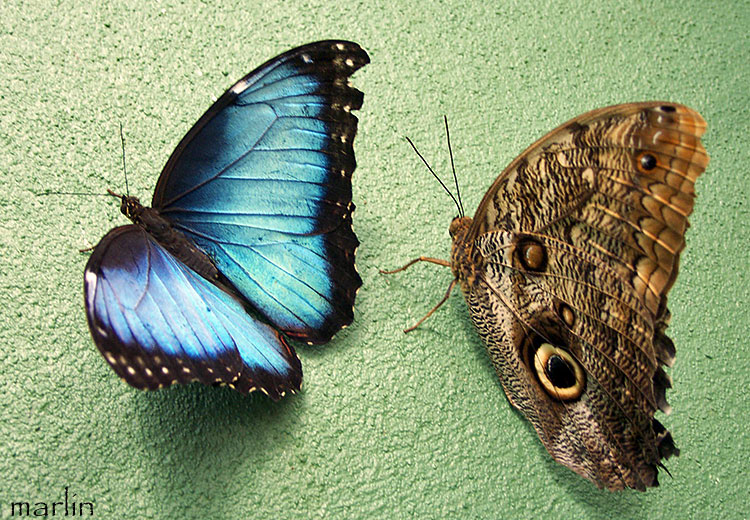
84, 225, 302, 399
151, 41, 368, 343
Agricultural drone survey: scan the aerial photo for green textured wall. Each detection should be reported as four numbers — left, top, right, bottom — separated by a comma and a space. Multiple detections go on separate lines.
1, 0, 748, 518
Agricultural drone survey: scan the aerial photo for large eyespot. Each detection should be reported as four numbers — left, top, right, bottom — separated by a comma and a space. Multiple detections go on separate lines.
532, 343, 585, 401
516, 238, 547, 272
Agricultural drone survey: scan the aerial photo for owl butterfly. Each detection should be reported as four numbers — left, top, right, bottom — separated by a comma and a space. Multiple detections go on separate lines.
386, 103, 709, 490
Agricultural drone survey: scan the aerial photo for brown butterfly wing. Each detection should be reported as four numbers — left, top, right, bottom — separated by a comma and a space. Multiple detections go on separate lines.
455, 103, 708, 490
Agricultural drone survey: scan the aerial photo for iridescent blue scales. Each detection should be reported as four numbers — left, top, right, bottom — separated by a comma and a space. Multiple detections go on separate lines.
84, 41, 368, 399
85, 227, 301, 396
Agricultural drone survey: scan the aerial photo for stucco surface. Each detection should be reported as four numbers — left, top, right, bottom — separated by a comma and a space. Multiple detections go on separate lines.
1, 1, 748, 518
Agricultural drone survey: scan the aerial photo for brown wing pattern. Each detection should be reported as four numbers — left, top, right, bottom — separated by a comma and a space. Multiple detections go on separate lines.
470, 103, 707, 317
453, 102, 708, 490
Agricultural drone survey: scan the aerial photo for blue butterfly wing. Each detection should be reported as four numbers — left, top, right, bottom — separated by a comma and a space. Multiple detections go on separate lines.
84, 225, 302, 399
151, 41, 368, 343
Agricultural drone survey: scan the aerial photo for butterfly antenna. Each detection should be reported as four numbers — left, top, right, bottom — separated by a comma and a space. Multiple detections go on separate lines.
443, 115, 464, 218
119, 122, 129, 196
35, 190, 111, 196
405, 136, 462, 217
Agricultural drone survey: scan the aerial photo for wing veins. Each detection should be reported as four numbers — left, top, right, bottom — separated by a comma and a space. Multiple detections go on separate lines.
215, 244, 319, 331
476, 274, 638, 489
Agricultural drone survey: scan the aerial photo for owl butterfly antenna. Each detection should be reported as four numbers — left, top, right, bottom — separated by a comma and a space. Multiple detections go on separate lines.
379, 122, 468, 332
443, 115, 464, 218
404, 135, 462, 218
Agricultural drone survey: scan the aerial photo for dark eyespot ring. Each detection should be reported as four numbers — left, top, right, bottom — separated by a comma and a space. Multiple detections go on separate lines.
517, 238, 547, 272
532, 343, 585, 400
659, 105, 676, 113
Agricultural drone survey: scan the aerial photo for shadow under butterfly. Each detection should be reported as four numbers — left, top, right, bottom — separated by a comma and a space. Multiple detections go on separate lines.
384, 103, 709, 490
84, 41, 369, 400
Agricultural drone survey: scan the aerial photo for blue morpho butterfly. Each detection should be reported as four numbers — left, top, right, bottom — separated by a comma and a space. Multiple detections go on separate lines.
84, 41, 368, 400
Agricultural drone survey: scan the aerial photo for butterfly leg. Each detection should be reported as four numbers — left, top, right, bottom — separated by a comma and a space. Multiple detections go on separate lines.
403, 278, 457, 333
379, 256, 450, 274
379, 257, 455, 332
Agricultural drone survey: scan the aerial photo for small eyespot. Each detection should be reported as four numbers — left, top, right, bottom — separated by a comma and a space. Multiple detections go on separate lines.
558, 303, 575, 328
517, 238, 547, 272
637, 152, 658, 172
659, 105, 676, 113
532, 343, 585, 401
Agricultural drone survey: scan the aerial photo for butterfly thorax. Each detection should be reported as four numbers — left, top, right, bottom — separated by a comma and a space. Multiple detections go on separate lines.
118, 194, 220, 282
449, 216, 480, 291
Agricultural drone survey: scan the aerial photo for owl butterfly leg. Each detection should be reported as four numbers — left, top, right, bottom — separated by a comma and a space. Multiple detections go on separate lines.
379, 256, 450, 274
379, 257, 456, 332
403, 279, 457, 333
